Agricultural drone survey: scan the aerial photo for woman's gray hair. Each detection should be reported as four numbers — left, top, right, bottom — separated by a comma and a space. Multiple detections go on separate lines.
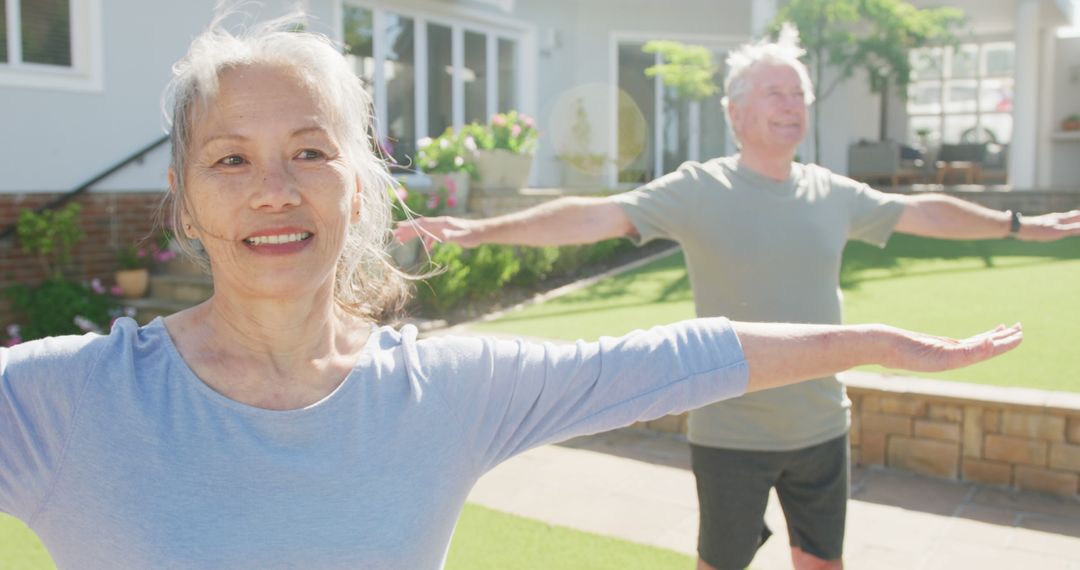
161, 10, 408, 322
721, 23, 816, 139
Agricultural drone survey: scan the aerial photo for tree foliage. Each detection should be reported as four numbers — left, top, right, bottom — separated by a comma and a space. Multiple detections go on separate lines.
773, 0, 965, 154
642, 41, 719, 101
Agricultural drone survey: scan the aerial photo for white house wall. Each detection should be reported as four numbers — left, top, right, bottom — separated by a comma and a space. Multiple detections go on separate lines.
0, 0, 338, 194
1050, 34, 1080, 187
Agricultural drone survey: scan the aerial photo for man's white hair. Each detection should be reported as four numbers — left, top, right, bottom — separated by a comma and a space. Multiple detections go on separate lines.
721, 23, 816, 141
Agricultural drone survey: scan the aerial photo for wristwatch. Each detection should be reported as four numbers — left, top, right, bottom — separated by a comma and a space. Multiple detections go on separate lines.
1007, 210, 1022, 236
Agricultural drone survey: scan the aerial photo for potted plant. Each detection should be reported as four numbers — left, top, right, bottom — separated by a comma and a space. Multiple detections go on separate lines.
1062, 114, 1080, 132
114, 237, 176, 298
416, 128, 471, 214
464, 111, 538, 191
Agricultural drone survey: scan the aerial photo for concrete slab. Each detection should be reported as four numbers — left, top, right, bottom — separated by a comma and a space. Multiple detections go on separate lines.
466, 428, 1080, 569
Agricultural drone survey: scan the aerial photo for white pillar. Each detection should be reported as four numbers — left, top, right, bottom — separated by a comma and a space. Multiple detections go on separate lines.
1009, 0, 1040, 189
751, 0, 778, 38
1036, 25, 1056, 188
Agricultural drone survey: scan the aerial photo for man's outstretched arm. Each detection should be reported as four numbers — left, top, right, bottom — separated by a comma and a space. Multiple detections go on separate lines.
894, 194, 1080, 241
733, 321, 1023, 393
393, 196, 636, 249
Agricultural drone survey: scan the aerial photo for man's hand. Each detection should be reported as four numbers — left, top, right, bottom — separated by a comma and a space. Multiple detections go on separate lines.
1016, 210, 1080, 242
880, 323, 1023, 373
394, 216, 480, 249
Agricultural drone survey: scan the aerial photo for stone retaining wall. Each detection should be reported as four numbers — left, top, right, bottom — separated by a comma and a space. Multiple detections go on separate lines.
637, 372, 1080, 497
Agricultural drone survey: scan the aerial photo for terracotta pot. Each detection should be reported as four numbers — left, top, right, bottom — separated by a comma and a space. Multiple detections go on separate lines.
1062, 119, 1080, 132
115, 268, 150, 298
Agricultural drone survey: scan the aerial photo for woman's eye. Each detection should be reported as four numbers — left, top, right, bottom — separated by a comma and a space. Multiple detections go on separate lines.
296, 149, 325, 160
218, 155, 246, 167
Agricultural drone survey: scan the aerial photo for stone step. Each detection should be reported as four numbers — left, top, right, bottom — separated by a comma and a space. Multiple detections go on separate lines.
149, 273, 214, 304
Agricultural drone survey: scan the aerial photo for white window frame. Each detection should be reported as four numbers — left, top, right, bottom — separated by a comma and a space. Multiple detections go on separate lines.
906, 39, 1016, 146
339, 0, 532, 150
608, 32, 745, 188
0, 0, 103, 92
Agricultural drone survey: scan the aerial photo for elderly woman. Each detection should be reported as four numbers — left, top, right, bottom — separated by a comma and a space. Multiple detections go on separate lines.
0, 15, 1021, 570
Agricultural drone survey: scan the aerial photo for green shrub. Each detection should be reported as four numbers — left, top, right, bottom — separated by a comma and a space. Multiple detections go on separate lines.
412, 238, 635, 318
7, 278, 118, 341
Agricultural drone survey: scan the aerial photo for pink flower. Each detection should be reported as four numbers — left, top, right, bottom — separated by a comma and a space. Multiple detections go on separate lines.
154, 250, 177, 264
426, 193, 440, 210
136, 248, 147, 258
446, 195, 458, 208
395, 186, 409, 202
492, 114, 507, 127
444, 177, 457, 194
521, 114, 535, 128
90, 278, 105, 294
111, 285, 124, 296
511, 124, 522, 137
5, 324, 22, 346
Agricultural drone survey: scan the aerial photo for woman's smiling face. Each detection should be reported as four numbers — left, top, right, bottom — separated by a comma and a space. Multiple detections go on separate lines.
174, 63, 361, 301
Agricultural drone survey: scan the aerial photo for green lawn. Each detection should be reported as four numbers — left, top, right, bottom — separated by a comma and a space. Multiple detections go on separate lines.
1, 505, 693, 570
472, 235, 1080, 392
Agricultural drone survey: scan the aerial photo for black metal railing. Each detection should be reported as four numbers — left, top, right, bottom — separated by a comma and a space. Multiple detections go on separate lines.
0, 134, 171, 242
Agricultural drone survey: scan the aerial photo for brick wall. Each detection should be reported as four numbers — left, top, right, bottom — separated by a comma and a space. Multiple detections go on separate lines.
637, 372, 1080, 497
1, 191, 167, 326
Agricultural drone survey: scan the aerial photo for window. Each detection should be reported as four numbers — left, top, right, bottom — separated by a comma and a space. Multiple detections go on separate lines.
342, 2, 522, 171
617, 40, 728, 184
907, 42, 1014, 146
0, 0, 101, 91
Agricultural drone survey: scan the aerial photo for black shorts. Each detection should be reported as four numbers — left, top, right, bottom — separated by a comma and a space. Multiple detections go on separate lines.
690, 435, 849, 570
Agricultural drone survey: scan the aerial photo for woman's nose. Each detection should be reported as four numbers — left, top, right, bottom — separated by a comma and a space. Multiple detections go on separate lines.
250, 161, 301, 210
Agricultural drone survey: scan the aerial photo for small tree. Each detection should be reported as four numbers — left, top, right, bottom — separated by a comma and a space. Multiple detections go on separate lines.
772, 0, 964, 163
642, 41, 719, 101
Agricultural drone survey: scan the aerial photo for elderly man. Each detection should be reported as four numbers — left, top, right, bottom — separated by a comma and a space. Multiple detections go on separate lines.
396, 29, 1080, 570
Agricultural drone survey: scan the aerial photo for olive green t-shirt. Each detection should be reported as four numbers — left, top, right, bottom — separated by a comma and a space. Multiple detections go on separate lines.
612, 156, 906, 450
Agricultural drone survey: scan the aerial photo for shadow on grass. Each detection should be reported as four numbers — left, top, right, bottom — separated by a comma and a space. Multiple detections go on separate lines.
840, 235, 1080, 290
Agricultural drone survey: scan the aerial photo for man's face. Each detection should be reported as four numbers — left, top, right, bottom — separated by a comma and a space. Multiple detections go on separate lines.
729, 64, 808, 157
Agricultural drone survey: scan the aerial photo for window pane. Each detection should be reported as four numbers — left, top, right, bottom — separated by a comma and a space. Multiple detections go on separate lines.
385, 15, 415, 167
427, 23, 452, 136
343, 6, 374, 89
699, 53, 727, 160
908, 115, 941, 147
464, 30, 486, 124
907, 81, 941, 114
910, 47, 943, 80
983, 42, 1014, 77
617, 42, 655, 183
943, 114, 978, 143
980, 114, 1012, 145
979, 77, 1013, 113
944, 80, 977, 113
662, 87, 690, 173
497, 38, 517, 112
0, 0, 7, 63
949, 45, 977, 79
20, 0, 70, 66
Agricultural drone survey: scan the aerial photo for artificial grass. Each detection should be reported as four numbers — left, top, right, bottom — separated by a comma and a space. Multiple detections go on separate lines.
446, 504, 692, 570
471, 235, 1080, 392
0, 505, 694, 570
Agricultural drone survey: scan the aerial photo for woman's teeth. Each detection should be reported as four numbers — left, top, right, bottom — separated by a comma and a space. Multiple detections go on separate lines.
244, 232, 312, 246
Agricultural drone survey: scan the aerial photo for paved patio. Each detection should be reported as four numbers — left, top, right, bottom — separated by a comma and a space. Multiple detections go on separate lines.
466, 427, 1080, 569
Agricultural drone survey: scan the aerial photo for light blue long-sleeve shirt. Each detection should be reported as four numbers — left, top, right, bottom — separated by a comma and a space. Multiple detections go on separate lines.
1, 317, 748, 569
